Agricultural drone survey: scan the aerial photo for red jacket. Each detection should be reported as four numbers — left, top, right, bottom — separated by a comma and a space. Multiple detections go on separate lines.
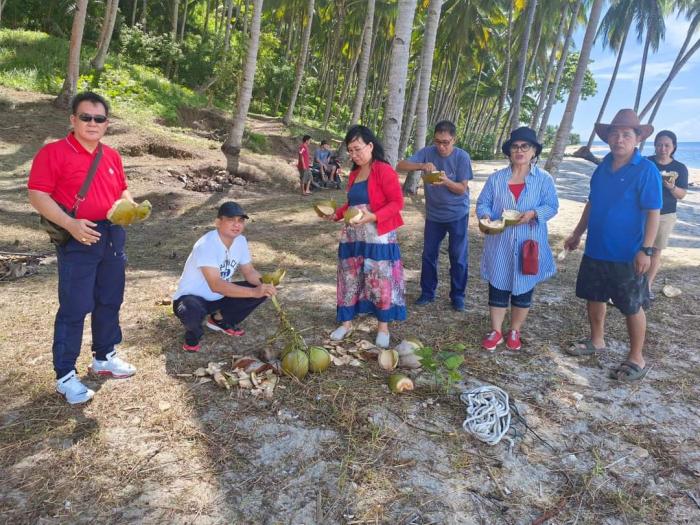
334, 160, 404, 235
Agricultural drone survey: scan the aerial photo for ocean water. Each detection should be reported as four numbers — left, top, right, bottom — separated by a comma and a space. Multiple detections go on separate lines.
588, 141, 700, 169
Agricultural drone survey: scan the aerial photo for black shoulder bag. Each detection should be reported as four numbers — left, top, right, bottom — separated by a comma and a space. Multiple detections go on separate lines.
40, 144, 104, 246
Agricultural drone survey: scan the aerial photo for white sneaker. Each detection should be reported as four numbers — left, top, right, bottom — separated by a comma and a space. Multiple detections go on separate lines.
89, 350, 136, 379
56, 371, 95, 405
375, 331, 390, 349
330, 325, 352, 341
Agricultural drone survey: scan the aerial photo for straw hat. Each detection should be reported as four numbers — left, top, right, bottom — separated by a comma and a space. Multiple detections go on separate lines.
594, 109, 654, 143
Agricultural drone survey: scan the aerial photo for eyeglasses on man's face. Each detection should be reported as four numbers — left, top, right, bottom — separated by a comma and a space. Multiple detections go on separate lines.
434, 139, 453, 147
510, 142, 532, 152
77, 113, 108, 124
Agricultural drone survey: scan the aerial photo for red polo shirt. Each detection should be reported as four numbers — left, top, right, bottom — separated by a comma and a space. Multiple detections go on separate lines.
28, 133, 128, 221
297, 142, 309, 170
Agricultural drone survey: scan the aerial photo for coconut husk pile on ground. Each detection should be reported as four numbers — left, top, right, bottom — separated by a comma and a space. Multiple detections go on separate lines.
1, 86, 699, 524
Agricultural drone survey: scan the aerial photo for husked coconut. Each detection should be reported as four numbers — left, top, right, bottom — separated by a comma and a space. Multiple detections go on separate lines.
395, 339, 422, 369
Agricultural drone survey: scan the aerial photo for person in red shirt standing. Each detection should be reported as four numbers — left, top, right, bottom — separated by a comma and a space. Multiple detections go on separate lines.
28, 92, 137, 405
298, 134, 312, 195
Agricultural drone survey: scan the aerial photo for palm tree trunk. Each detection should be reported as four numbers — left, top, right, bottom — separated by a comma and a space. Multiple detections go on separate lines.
398, 56, 422, 159
165, 0, 179, 77
530, 10, 567, 128
585, 24, 630, 148
54, 0, 89, 109
382, 0, 418, 166
282, 0, 315, 125
140, 0, 148, 28
179, 0, 190, 42
492, 0, 514, 155
509, 0, 538, 130
91, 0, 120, 71
466, 60, 484, 132
634, 32, 651, 112
537, 0, 582, 142
224, 0, 234, 52
131, 0, 138, 26
221, 0, 264, 175
350, 0, 376, 126
545, 0, 604, 177
413, 0, 443, 149
203, 0, 211, 37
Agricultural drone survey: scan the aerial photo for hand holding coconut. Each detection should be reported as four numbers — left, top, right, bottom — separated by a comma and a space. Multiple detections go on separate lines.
516, 210, 537, 225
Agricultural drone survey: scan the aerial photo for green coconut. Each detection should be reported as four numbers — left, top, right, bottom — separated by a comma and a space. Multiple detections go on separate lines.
388, 373, 414, 394
261, 268, 286, 286
281, 349, 309, 380
421, 171, 444, 185
313, 199, 337, 218
478, 217, 506, 235
343, 207, 364, 225
308, 346, 331, 373
502, 209, 522, 226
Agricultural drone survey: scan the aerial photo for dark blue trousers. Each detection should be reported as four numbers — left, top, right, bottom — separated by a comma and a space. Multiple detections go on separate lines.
173, 282, 266, 346
53, 222, 126, 379
420, 216, 469, 303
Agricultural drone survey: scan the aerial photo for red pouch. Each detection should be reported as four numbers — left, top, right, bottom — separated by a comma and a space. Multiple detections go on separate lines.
521, 240, 539, 275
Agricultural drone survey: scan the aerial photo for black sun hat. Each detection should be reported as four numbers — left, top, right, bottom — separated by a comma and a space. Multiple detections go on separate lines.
502, 126, 543, 157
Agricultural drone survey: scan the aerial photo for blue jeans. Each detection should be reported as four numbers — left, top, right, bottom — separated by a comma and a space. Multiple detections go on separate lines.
420, 216, 469, 303
488, 284, 534, 308
53, 222, 126, 379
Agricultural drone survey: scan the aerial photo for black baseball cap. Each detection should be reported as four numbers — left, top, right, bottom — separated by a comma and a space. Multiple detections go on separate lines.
217, 201, 249, 219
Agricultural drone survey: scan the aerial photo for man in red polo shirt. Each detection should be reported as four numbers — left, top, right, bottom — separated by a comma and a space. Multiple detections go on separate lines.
28, 92, 136, 405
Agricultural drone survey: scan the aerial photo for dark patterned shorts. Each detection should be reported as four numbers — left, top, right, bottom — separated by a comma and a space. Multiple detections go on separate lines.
575, 255, 649, 315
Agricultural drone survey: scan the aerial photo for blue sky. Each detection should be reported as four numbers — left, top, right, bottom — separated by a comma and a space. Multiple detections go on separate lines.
549, 9, 700, 142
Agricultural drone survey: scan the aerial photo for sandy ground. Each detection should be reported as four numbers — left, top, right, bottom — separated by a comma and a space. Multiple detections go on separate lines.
1, 86, 699, 524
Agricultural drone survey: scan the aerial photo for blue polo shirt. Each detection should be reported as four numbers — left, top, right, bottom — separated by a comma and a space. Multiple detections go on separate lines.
585, 149, 662, 263
408, 145, 472, 222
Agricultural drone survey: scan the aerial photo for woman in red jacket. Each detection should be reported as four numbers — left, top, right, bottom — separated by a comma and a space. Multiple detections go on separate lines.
326, 125, 406, 348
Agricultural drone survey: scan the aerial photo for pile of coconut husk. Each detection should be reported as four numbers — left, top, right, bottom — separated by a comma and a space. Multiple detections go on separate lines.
188, 357, 279, 398
0, 252, 44, 281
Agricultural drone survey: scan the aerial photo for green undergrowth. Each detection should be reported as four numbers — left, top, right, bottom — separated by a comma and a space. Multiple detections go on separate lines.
0, 29, 206, 124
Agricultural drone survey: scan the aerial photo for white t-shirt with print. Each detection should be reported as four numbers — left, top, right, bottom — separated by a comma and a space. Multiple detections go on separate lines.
173, 230, 251, 301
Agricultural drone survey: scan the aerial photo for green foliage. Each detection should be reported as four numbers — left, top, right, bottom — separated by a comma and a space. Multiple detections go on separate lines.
557, 52, 597, 103
243, 130, 268, 153
119, 25, 183, 71
462, 133, 497, 161
542, 125, 580, 148
414, 343, 466, 393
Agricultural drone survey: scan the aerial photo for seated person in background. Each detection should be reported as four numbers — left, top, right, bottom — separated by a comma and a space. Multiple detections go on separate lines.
313, 140, 337, 183
172, 201, 276, 352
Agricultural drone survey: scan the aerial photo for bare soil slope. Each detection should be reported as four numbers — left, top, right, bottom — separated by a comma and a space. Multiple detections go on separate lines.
1, 87, 699, 524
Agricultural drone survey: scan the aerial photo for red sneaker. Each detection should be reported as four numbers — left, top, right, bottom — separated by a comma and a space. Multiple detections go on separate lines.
206, 315, 245, 337
183, 342, 201, 352
505, 329, 522, 351
482, 330, 503, 351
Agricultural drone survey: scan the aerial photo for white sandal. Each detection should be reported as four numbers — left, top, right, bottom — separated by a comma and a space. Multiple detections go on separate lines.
330, 325, 352, 341
375, 331, 390, 349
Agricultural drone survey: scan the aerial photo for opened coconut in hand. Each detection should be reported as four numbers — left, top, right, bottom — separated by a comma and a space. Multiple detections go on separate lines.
478, 217, 505, 235
502, 209, 522, 226
343, 207, 364, 225
313, 199, 337, 218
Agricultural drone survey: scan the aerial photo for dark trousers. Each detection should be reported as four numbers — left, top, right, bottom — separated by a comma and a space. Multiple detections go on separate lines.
173, 282, 266, 345
53, 222, 126, 379
420, 217, 469, 302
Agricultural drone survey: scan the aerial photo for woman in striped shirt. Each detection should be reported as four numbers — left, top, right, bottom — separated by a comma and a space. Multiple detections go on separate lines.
476, 127, 559, 351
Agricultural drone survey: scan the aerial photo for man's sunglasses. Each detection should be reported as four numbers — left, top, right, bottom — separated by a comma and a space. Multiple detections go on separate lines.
77, 113, 108, 124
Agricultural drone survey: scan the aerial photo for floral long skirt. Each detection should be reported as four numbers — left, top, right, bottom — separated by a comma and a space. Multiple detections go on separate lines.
336, 204, 406, 323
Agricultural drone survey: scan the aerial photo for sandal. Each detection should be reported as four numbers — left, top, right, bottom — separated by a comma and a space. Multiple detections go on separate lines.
608, 360, 648, 381
566, 339, 605, 356
330, 325, 352, 341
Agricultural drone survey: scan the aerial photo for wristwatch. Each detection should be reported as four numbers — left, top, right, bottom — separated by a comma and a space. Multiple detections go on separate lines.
640, 246, 654, 256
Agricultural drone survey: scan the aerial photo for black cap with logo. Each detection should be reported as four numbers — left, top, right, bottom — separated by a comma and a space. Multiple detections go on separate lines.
217, 201, 249, 219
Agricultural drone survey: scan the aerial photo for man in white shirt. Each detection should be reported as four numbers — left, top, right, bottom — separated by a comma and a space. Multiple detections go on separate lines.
173, 201, 277, 352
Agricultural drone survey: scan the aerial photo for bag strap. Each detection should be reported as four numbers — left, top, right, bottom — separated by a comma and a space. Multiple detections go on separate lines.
70, 143, 104, 214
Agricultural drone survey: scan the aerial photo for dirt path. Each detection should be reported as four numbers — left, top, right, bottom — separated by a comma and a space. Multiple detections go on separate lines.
1, 87, 699, 524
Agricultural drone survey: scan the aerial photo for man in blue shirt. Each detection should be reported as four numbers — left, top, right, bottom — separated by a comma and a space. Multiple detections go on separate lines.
564, 109, 662, 381
397, 120, 473, 311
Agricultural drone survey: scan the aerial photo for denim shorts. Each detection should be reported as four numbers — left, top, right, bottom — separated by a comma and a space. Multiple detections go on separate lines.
488, 284, 534, 308
575, 255, 649, 315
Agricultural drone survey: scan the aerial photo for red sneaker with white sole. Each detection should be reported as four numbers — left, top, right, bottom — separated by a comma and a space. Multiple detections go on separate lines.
505, 329, 522, 351
206, 315, 245, 337
183, 342, 201, 352
482, 330, 504, 351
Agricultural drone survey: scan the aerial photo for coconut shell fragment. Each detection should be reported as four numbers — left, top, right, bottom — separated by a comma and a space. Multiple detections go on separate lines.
378, 349, 399, 371
313, 199, 337, 218
478, 218, 506, 235
343, 207, 364, 225
107, 198, 152, 226
388, 373, 414, 394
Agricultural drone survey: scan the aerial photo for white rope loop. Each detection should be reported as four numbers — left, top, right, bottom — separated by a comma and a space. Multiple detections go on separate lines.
460, 385, 512, 445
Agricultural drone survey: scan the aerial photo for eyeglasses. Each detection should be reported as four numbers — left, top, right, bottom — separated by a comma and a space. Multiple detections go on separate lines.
77, 113, 108, 124
347, 143, 370, 156
434, 139, 453, 147
510, 143, 532, 152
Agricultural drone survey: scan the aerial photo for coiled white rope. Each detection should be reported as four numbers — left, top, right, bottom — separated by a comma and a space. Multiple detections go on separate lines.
460, 385, 512, 446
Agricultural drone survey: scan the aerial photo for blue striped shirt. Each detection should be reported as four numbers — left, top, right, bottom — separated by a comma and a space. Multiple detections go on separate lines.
475, 164, 559, 295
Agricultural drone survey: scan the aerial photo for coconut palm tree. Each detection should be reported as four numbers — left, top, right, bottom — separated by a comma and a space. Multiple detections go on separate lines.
632, 0, 669, 112
382, 0, 418, 166
221, 0, 264, 175
545, 0, 604, 176
283, 0, 315, 125
350, 0, 376, 126
91, 0, 120, 71
509, 0, 538, 129
491, 0, 514, 155
54, 0, 89, 109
